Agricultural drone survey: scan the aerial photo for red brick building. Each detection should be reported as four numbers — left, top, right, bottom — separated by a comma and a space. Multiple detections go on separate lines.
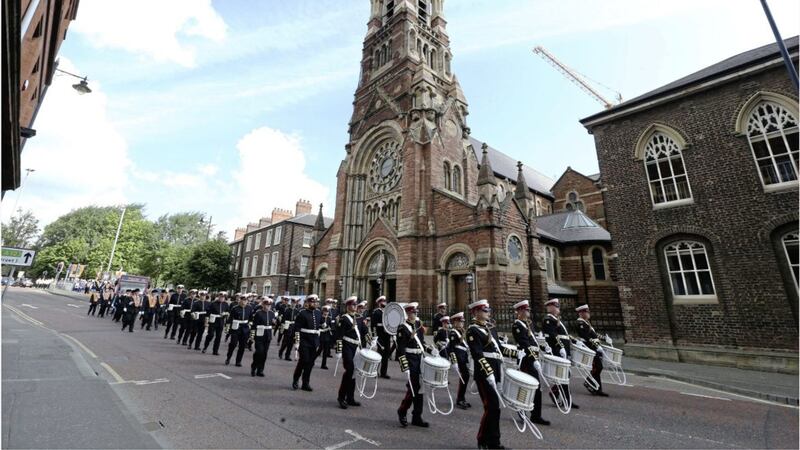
581, 38, 799, 372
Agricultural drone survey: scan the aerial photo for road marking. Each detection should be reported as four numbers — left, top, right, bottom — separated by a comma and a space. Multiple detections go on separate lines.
680, 391, 731, 401
19, 303, 38, 309
132, 378, 169, 386
648, 376, 798, 409
325, 429, 381, 450
67, 304, 82, 308
61, 333, 98, 359
194, 373, 232, 380
4, 304, 44, 326
100, 362, 126, 383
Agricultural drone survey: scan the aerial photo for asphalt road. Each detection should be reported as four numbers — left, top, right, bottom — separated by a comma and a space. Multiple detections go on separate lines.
2, 287, 798, 449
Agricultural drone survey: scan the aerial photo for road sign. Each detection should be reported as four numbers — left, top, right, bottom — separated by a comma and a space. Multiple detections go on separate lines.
1, 247, 36, 267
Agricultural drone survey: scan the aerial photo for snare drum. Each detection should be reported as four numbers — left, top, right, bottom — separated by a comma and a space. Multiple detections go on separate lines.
600, 344, 623, 367
421, 356, 451, 388
541, 354, 571, 385
570, 343, 596, 370
502, 368, 540, 410
353, 349, 382, 378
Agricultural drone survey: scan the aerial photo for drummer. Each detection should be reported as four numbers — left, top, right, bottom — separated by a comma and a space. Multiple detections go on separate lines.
447, 312, 471, 410
542, 298, 579, 409
466, 300, 504, 449
336, 296, 361, 409
396, 302, 429, 428
433, 315, 450, 355
512, 300, 550, 425
371, 296, 391, 379
576, 304, 609, 397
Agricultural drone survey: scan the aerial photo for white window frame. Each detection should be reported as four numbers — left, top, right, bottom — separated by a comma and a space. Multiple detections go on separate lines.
744, 101, 799, 192
664, 241, 717, 304
273, 227, 282, 246
261, 253, 270, 276
236, 243, 241, 256
240, 283, 247, 294
270, 251, 279, 275
300, 255, 310, 274
782, 231, 799, 291
302, 231, 313, 248
643, 131, 693, 209
543, 245, 559, 282
243, 257, 250, 277
265, 229, 272, 248
263, 282, 272, 296
254, 233, 261, 249
251, 255, 258, 277
246, 235, 252, 252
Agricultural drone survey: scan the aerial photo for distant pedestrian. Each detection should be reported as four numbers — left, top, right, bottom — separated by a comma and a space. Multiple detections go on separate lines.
87, 292, 99, 316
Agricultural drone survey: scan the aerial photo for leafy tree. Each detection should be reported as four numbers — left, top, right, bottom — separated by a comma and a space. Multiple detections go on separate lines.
183, 239, 236, 291
1, 209, 40, 248
154, 212, 210, 246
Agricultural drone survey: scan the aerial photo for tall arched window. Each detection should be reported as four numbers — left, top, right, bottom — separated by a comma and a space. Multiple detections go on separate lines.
544, 245, 559, 281
591, 247, 606, 280
745, 101, 798, 188
643, 131, 693, 206
664, 241, 716, 299
443, 161, 452, 190
782, 231, 799, 290
452, 165, 462, 194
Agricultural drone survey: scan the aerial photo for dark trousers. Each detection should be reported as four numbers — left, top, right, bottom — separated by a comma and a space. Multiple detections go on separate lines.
87, 303, 98, 316
190, 319, 205, 349
520, 358, 544, 419
142, 311, 154, 330
98, 303, 107, 318
378, 335, 391, 376
590, 354, 604, 392
204, 322, 224, 354
398, 370, 424, 419
278, 328, 294, 360
113, 307, 123, 322
227, 327, 249, 364
337, 348, 356, 401
317, 337, 331, 368
456, 359, 471, 402
164, 313, 178, 338
121, 314, 135, 332
251, 335, 271, 374
293, 345, 317, 387
181, 318, 196, 345
476, 375, 502, 447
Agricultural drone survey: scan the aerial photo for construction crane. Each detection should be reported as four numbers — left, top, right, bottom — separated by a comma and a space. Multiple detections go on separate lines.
533, 45, 622, 109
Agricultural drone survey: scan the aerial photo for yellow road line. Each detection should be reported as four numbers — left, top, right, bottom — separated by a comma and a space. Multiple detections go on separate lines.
100, 362, 126, 383
61, 333, 98, 359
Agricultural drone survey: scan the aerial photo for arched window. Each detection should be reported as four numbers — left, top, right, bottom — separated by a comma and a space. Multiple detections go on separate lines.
591, 247, 606, 280
568, 192, 578, 202
443, 161, 452, 190
431, 48, 437, 71
544, 245, 559, 281
417, 39, 422, 59
565, 203, 574, 211
445, 53, 451, 76
452, 165, 462, 194
664, 241, 716, 299
643, 132, 693, 206
744, 101, 799, 188
263, 281, 272, 296
782, 232, 799, 290
423, 44, 429, 66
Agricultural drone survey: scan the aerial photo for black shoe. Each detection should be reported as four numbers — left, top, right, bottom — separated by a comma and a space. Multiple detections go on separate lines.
456, 400, 469, 410
235, 363, 242, 367
320, 365, 328, 370
292, 381, 299, 390
225, 358, 230, 365
379, 375, 391, 379
251, 367, 256, 377
397, 410, 407, 427
411, 417, 429, 428
213, 352, 219, 356
571, 403, 580, 409
338, 399, 348, 409
531, 416, 551, 426
346, 400, 361, 407
256, 372, 264, 377
202, 349, 206, 354
194, 347, 200, 351
301, 386, 313, 392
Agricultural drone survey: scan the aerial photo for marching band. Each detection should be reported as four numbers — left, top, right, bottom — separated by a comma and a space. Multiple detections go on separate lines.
86, 286, 623, 450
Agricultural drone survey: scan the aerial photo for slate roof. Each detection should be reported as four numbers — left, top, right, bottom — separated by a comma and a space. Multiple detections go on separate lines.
581, 36, 799, 126
468, 137, 555, 198
586, 173, 600, 181
548, 283, 578, 297
286, 213, 334, 228
535, 210, 610, 244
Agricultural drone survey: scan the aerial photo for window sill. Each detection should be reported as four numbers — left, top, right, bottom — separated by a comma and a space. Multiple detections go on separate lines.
673, 295, 718, 305
652, 198, 694, 211
763, 181, 799, 194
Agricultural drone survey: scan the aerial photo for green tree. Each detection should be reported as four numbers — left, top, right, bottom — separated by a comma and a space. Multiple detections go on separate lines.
183, 239, 235, 291
1, 209, 40, 248
154, 212, 210, 246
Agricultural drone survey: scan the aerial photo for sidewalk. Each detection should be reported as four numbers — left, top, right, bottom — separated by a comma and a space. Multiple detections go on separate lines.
46, 287, 90, 302
625, 356, 799, 406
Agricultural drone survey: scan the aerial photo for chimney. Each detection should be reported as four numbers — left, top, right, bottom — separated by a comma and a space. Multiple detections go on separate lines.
271, 208, 292, 224
234, 227, 246, 241
295, 199, 312, 217
258, 217, 272, 228
246, 222, 258, 233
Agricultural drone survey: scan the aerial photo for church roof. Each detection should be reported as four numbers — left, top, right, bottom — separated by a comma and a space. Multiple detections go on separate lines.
469, 137, 555, 199
286, 213, 334, 228
535, 210, 610, 244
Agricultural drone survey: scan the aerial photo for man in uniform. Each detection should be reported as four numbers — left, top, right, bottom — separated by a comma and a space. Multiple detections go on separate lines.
317, 305, 334, 370
112, 289, 129, 323
187, 291, 209, 350
292, 295, 321, 391
432, 302, 447, 333
164, 287, 182, 339
275, 297, 287, 345
542, 298, 579, 409
396, 302, 430, 428
142, 289, 159, 331
336, 296, 361, 408
178, 289, 197, 345
278, 298, 300, 361
447, 312, 471, 409
226, 296, 254, 366
434, 315, 450, 354
167, 285, 187, 340
512, 300, 550, 425
121, 289, 141, 333
576, 304, 610, 397
326, 299, 339, 357
467, 299, 505, 449
204, 292, 229, 355
370, 296, 391, 379
251, 298, 277, 377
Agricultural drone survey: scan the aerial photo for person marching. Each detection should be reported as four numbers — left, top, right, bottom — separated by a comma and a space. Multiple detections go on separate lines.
278, 298, 300, 361
142, 289, 159, 331
292, 295, 321, 391
542, 298, 579, 409
121, 289, 141, 333
434, 315, 450, 355
317, 305, 333, 370
226, 295, 253, 367
225, 294, 242, 343
251, 298, 277, 377
165, 285, 186, 340
576, 304, 610, 397
87, 290, 99, 316
97, 287, 110, 318
432, 302, 447, 333
467, 299, 505, 450
335, 296, 361, 408
356, 300, 371, 346
203, 292, 230, 355
447, 312, 471, 409
275, 297, 288, 346
370, 296, 391, 379
112, 289, 128, 323
327, 299, 339, 358
512, 300, 550, 426
187, 291, 209, 350
396, 302, 430, 428
178, 289, 197, 345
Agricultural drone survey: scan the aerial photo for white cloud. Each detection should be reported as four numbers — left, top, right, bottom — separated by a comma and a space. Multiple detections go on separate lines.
72, 0, 227, 67
3, 59, 131, 225
197, 163, 218, 176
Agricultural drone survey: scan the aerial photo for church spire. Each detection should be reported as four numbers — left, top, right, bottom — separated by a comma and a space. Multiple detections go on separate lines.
314, 203, 325, 231
514, 161, 532, 200
477, 143, 497, 187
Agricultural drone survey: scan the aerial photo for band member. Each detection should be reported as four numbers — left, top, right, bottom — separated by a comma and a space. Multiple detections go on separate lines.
225, 294, 241, 343
275, 297, 288, 345
576, 304, 610, 397
292, 295, 321, 391
226, 296, 253, 366
512, 300, 550, 425
166, 285, 186, 340
542, 298, 578, 409
327, 299, 339, 357
187, 291, 209, 350
112, 289, 128, 323
142, 289, 159, 330
447, 312, 471, 409
97, 288, 110, 318
121, 289, 141, 333
203, 292, 230, 355
251, 298, 277, 377
370, 296, 391, 379
432, 302, 447, 333
434, 315, 450, 354
336, 296, 361, 408
317, 306, 333, 370
396, 302, 429, 428
467, 299, 505, 449
278, 298, 300, 361
356, 300, 370, 346
87, 291, 99, 316
178, 289, 196, 345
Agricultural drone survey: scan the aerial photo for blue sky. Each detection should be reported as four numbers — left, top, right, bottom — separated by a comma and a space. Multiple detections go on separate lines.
7, 0, 799, 237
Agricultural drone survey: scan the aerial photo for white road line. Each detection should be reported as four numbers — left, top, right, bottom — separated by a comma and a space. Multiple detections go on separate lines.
61, 333, 98, 359
194, 373, 232, 380
19, 304, 39, 309
66, 304, 82, 308
680, 392, 731, 401
4, 305, 44, 326
132, 378, 169, 385
100, 362, 126, 383
345, 430, 380, 447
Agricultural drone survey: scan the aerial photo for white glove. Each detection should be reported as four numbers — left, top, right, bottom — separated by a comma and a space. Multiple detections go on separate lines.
559, 348, 566, 359
486, 373, 498, 391
516, 351, 524, 366
604, 335, 612, 345
544, 344, 552, 354
534, 360, 542, 373
370, 336, 379, 350
595, 346, 605, 356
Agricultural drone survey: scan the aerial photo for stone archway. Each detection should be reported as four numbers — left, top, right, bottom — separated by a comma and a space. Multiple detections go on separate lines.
445, 251, 472, 312
354, 244, 397, 303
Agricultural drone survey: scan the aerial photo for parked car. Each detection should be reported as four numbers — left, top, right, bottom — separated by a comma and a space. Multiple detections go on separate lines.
21, 279, 34, 288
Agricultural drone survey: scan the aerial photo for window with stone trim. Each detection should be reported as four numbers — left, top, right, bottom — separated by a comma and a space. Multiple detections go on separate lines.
263, 281, 272, 296
565, 191, 585, 212
507, 235, 524, 264
782, 231, 799, 291
300, 255, 310, 274
270, 251, 279, 275
644, 132, 693, 206
444, 161, 452, 190
591, 247, 607, 280
251, 255, 258, 277
543, 245, 560, 281
302, 231, 313, 248
265, 229, 272, 247
664, 241, 716, 299
273, 226, 282, 245
243, 257, 249, 277
261, 253, 269, 276
452, 165, 463, 195
254, 233, 261, 249
744, 101, 799, 188
246, 235, 252, 252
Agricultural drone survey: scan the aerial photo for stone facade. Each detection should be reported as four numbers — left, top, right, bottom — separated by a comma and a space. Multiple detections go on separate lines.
581, 38, 799, 372
551, 168, 607, 228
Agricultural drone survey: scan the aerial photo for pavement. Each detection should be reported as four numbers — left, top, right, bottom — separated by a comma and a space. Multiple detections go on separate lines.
3, 287, 798, 449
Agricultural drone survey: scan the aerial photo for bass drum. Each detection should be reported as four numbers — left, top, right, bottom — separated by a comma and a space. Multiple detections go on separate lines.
382, 302, 407, 336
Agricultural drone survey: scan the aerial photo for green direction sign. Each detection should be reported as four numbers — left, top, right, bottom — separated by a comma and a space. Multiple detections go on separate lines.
1, 247, 36, 267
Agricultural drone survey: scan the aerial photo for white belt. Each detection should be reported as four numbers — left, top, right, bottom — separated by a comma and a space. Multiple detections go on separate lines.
405, 348, 423, 354
194, 311, 206, 315
257, 325, 273, 330
557, 334, 570, 340
181, 309, 190, 315
300, 329, 319, 335
376, 323, 383, 327
343, 336, 360, 345
482, 352, 502, 360
455, 345, 468, 352
167, 305, 176, 311
209, 314, 220, 322
222, 312, 230, 317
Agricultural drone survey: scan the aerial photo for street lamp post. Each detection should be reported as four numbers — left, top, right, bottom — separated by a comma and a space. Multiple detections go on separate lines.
9, 168, 34, 213
54, 68, 92, 94
106, 206, 126, 273
465, 272, 474, 303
